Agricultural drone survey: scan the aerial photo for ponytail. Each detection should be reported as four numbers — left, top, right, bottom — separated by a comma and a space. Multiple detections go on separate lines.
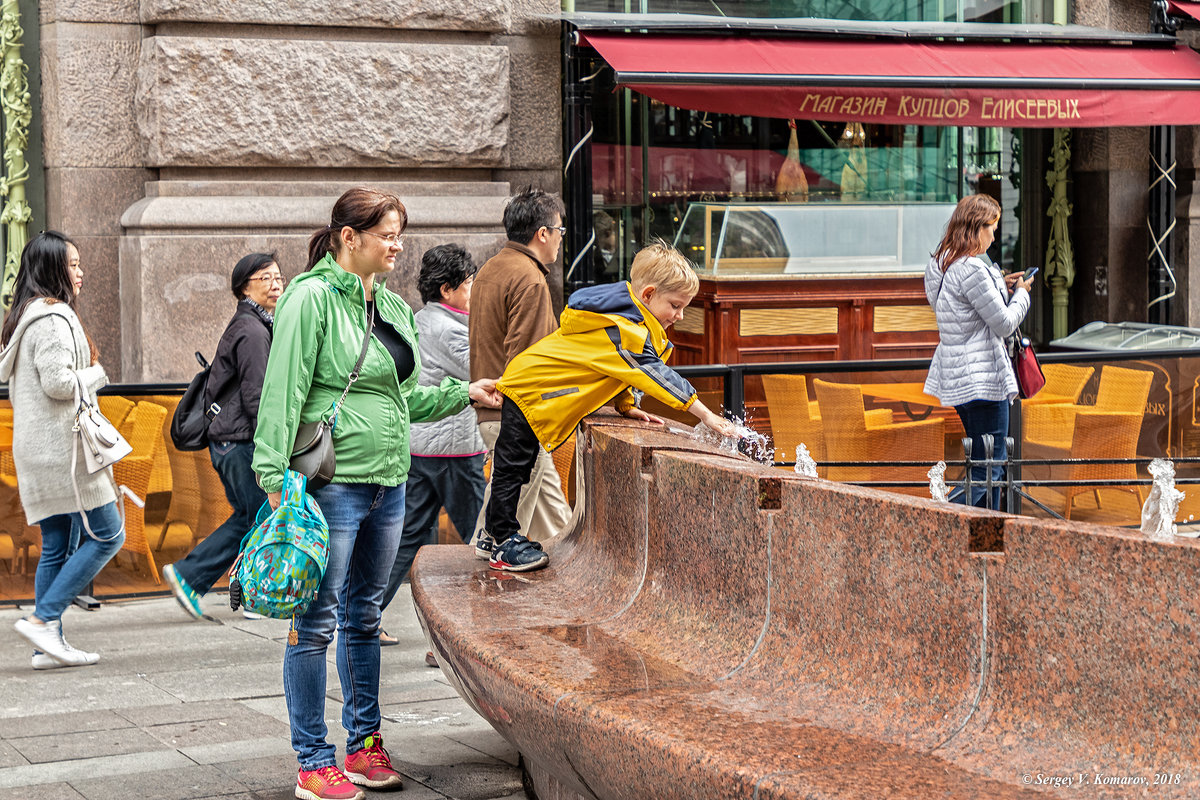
307, 227, 337, 270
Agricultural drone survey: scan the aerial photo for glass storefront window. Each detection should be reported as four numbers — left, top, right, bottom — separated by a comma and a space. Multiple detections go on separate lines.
571, 0, 1030, 283
585, 54, 1025, 280
568, 0, 1020, 24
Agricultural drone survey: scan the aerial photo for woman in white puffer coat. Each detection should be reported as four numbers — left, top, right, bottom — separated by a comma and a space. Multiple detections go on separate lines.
924, 194, 1034, 510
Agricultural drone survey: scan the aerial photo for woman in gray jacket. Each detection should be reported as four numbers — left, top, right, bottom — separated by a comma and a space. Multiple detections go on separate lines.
379, 245, 485, 641
923, 195, 1034, 510
0, 231, 125, 668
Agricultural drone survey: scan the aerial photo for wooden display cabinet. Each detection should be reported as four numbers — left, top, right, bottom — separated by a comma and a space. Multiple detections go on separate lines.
668, 202, 951, 366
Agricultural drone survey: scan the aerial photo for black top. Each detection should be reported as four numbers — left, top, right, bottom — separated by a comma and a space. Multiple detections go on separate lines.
205, 300, 273, 443
367, 301, 415, 385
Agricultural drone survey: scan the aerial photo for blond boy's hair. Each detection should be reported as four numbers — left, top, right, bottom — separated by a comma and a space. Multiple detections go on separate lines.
629, 239, 699, 297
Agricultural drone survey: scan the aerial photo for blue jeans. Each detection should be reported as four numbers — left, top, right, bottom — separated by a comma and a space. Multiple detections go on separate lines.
381, 454, 485, 612
282, 482, 405, 770
34, 502, 125, 623
175, 441, 266, 594
953, 399, 1009, 511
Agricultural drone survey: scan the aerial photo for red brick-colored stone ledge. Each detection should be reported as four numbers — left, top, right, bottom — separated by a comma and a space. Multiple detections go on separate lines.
412, 416, 1200, 799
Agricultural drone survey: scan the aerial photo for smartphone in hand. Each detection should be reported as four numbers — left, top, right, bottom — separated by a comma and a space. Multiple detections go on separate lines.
1024, 267, 1039, 280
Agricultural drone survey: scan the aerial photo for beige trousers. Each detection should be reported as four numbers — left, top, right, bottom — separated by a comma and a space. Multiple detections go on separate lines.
472, 421, 572, 544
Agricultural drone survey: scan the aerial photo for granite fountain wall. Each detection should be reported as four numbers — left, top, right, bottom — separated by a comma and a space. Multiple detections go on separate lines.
413, 415, 1200, 799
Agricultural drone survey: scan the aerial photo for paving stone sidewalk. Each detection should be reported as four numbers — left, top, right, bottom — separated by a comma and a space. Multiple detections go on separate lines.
0, 587, 523, 800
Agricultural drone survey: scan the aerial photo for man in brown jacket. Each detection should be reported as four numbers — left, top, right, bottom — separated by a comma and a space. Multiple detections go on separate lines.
469, 187, 572, 555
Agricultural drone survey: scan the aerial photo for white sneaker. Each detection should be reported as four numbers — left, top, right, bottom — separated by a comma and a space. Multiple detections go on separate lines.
241, 610, 265, 620
32, 642, 99, 670
14, 618, 94, 666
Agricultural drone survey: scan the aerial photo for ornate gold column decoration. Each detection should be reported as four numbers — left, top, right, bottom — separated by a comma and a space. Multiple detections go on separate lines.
1044, 127, 1074, 340
0, 0, 31, 309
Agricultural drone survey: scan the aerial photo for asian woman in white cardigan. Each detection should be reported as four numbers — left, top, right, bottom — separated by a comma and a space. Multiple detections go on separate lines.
0, 231, 124, 668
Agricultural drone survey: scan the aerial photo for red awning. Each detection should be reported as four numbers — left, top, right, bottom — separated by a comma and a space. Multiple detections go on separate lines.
1169, 0, 1200, 22
580, 32, 1200, 127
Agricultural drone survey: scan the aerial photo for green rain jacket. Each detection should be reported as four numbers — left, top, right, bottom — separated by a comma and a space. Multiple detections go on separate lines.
252, 253, 470, 494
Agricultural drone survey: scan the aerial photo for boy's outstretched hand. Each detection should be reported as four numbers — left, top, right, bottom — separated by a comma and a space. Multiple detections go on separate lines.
620, 406, 666, 425
468, 379, 502, 408
690, 399, 742, 439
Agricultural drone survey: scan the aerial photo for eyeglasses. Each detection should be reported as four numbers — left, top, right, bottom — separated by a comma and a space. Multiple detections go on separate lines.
252, 274, 286, 286
544, 225, 566, 237
359, 230, 405, 248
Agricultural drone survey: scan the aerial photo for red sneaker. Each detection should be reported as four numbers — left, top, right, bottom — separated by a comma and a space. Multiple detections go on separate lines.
294, 766, 364, 800
343, 732, 403, 789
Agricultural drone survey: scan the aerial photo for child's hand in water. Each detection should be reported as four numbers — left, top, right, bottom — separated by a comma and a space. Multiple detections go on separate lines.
690, 399, 741, 439
707, 415, 741, 439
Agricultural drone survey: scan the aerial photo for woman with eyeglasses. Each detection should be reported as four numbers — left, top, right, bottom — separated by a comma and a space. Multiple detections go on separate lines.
252, 187, 500, 800
163, 252, 284, 618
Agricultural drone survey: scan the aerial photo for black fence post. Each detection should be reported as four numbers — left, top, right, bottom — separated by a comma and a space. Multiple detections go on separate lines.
724, 365, 746, 421
962, 437, 973, 507
561, 22, 595, 297
982, 433, 995, 510
1005, 436, 1017, 514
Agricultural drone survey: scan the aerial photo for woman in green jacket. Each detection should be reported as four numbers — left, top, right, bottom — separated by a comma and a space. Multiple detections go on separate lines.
253, 187, 499, 800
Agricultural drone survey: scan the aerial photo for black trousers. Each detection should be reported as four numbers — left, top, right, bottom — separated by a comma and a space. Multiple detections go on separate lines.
484, 398, 544, 544
177, 440, 265, 594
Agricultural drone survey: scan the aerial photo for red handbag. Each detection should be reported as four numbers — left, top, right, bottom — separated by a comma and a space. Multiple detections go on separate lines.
1011, 334, 1045, 399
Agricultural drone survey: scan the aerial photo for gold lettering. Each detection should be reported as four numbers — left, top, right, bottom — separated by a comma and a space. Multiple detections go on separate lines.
799, 94, 819, 113
816, 95, 836, 113
981, 98, 994, 119
1070, 99, 1081, 119
1016, 99, 1027, 118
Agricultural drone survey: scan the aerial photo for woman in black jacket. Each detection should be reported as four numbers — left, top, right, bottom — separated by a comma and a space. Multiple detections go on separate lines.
163, 252, 283, 619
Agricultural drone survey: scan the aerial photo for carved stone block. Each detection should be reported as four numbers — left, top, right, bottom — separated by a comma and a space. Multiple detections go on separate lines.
136, 37, 510, 168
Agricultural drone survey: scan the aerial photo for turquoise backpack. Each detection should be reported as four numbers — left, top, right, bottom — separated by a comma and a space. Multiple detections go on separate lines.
230, 470, 329, 620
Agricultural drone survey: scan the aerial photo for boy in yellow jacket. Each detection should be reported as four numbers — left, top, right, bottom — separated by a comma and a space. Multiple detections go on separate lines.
483, 240, 740, 572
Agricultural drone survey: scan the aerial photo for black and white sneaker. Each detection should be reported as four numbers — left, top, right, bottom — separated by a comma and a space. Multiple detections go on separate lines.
473, 531, 495, 560
488, 534, 549, 572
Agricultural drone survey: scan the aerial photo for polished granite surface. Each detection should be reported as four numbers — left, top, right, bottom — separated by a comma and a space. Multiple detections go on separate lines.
413, 414, 1200, 799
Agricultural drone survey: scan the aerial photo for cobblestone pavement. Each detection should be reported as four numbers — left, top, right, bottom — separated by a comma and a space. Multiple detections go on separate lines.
0, 587, 523, 800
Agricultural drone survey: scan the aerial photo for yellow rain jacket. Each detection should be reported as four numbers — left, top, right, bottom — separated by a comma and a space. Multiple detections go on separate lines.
497, 282, 697, 451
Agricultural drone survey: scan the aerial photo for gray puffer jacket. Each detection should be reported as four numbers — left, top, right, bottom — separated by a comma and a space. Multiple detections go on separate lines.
410, 303, 486, 457
923, 255, 1030, 407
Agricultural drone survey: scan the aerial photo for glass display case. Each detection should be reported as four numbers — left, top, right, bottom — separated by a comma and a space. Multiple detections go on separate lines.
673, 202, 957, 277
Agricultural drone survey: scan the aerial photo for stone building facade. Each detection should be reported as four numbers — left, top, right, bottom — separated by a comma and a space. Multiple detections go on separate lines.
40, 0, 561, 382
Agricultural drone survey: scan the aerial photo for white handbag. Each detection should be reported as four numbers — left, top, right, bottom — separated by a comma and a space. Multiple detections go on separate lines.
72, 373, 132, 472
69, 372, 141, 542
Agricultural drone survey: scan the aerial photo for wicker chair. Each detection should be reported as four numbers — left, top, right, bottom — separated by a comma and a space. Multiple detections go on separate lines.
761, 375, 891, 471
157, 440, 205, 551
98, 396, 136, 431
1062, 411, 1146, 518
761, 375, 826, 464
195, 450, 235, 538
1023, 365, 1153, 517
1022, 364, 1096, 444
812, 379, 944, 495
1026, 365, 1151, 445
112, 401, 168, 582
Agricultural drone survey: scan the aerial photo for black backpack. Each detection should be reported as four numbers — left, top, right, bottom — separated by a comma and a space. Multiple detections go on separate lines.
170, 352, 223, 451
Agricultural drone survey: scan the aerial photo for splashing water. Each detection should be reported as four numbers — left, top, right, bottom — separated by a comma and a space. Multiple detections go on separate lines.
793, 444, 818, 478
1140, 458, 1186, 542
691, 416, 774, 465
928, 461, 950, 503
